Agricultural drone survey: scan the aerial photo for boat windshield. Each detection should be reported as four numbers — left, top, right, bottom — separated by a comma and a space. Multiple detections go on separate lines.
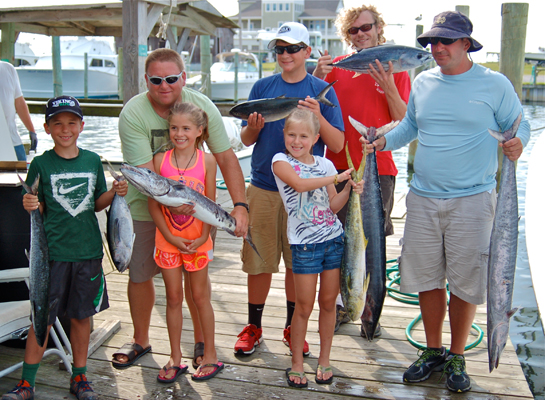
213, 61, 258, 73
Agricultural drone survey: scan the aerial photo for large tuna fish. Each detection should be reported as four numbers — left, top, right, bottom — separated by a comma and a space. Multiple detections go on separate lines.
487, 114, 522, 372
119, 164, 262, 260
332, 45, 433, 77
18, 174, 51, 347
105, 165, 135, 273
340, 141, 368, 321
349, 117, 398, 340
229, 81, 336, 122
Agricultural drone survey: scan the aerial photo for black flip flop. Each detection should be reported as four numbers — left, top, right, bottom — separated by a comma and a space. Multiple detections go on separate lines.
286, 368, 308, 388
157, 364, 188, 383
315, 365, 333, 384
111, 342, 152, 369
192, 342, 205, 369
191, 362, 224, 381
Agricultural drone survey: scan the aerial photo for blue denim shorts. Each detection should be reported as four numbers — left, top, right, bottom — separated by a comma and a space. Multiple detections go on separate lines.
291, 233, 344, 275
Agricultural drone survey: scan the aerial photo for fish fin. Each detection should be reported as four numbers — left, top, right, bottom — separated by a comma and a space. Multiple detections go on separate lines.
488, 113, 522, 143
348, 116, 369, 140
352, 72, 362, 79
25, 249, 30, 262
507, 308, 519, 318
132, 233, 136, 246
315, 81, 336, 108
276, 94, 287, 99
345, 143, 357, 180
17, 172, 39, 195
375, 120, 400, 138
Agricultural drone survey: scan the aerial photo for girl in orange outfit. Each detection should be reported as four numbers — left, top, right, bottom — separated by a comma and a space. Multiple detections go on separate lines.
149, 102, 223, 382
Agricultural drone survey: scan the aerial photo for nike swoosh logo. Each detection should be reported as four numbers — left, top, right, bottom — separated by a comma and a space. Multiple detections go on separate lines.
90, 273, 100, 281
58, 182, 86, 195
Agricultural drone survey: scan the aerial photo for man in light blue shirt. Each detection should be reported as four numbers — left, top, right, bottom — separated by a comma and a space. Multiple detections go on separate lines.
366, 11, 530, 393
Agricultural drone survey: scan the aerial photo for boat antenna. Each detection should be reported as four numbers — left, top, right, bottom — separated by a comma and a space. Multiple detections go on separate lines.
157, 0, 175, 40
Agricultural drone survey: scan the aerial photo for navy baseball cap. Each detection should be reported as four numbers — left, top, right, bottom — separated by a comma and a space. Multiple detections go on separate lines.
45, 95, 83, 122
418, 11, 482, 52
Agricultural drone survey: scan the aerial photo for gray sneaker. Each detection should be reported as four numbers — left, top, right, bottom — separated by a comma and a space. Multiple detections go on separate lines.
403, 346, 446, 383
443, 353, 471, 393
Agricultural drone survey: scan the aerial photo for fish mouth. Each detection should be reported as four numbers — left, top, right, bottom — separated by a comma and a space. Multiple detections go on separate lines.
120, 164, 170, 197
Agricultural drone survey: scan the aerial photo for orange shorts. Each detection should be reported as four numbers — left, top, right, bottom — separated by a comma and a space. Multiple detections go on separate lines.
154, 248, 211, 271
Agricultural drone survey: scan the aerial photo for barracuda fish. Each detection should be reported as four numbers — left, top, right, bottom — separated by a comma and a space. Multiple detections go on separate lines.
332, 45, 433, 77
229, 81, 337, 122
105, 165, 135, 273
340, 140, 368, 321
349, 117, 398, 340
18, 174, 51, 347
119, 164, 263, 260
487, 114, 522, 372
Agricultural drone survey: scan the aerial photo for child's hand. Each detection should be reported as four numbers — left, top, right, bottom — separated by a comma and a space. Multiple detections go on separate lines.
186, 235, 207, 251
113, 179, 128, 197
247, 112, 265, 130
298, 97, 321, 118
336, 168, 354, 184
22, 192, 39, 212
351, 178, 365, 195
169, 203, 196, 216
172, 237, 196, 254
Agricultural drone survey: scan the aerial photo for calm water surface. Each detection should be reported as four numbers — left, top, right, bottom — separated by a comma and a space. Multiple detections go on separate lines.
18, 104, 545, 398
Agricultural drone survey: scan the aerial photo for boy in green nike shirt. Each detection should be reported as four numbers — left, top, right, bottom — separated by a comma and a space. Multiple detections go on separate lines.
2, 96, 127, 400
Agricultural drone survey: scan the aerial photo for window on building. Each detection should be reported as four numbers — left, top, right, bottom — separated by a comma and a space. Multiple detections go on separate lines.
286, 3, 289, 11
279, 3, 282, 11
273, 3, 276, 11
278, 21, 284, 27
266, 4, 270, 11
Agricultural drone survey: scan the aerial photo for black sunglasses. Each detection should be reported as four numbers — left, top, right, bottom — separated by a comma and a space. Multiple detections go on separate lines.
347, 23, 375, 35
428, 37, 459, 46
273, 44, 307, 55
147, 71, 183, 85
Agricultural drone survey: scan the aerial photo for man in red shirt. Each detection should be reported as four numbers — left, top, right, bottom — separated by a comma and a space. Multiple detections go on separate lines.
314, 4, 411, 337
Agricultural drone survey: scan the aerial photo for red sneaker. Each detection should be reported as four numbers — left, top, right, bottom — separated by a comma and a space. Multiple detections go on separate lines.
2, 380, 34, 400
283, 325, 310, 357
234, 324, 263, 355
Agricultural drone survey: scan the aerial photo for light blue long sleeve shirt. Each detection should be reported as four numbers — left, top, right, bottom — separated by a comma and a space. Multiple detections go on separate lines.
384, 63, 530, 199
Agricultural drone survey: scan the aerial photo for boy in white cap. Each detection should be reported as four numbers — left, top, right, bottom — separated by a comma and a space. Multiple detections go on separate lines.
233, 21, 345, 387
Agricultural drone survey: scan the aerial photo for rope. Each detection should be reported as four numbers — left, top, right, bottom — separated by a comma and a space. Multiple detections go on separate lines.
385, 260, 484, 351
156, 0, 175, 40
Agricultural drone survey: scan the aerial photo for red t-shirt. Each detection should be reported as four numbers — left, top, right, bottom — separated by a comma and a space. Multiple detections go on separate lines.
325, 55, 411, 175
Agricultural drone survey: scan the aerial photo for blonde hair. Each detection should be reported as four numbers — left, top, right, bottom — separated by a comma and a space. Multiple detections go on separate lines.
145, 48, 185, 74
335, 5, 386, 49
168, 102, 209, 149
285, 108, 320, 136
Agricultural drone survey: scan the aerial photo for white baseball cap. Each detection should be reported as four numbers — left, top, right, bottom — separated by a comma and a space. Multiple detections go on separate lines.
267, 22, 310, 49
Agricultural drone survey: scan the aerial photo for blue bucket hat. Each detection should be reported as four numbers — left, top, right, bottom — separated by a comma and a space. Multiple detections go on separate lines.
417, 11, 482, 52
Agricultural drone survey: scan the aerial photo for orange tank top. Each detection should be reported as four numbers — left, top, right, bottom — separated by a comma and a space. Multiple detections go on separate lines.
155, 149, 213, 254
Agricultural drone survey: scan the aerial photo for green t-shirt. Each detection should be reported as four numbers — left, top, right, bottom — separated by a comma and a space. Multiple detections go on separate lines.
25, 149, 107, 262
119, 88, 230, 221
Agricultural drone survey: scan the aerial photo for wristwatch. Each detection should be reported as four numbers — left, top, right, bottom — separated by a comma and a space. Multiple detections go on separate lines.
233, 202, 250, 213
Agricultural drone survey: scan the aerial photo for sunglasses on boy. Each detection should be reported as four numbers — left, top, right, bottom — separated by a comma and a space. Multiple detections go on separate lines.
147, 71, 184, 86
273, 44, 307, 55
426, 37, 459, 46
347, 23, 375, 35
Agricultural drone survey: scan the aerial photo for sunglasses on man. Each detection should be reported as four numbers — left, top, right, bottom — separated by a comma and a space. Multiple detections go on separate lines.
426, 37, 459, 46
273, 44, 307, 55
347, 23, 375, 35
147, 71, 183, 85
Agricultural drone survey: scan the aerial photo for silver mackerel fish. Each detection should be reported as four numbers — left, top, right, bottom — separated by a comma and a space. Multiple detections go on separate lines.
332, 45, 433, 77
120, 164, 263, 260
105, 165, 135, 273
349, 117, 398, 340
18, 174, 51, 347
487, 114, 522, 372
229, 81, 337, 122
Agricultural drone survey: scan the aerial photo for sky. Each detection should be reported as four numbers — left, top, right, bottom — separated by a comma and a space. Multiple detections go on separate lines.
10, 0, 545, 63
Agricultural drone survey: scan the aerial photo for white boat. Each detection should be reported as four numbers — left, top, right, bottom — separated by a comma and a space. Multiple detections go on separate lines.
216, 117, 252, 180
525, 129, 545, 328
186, 51, 259, 101
16, 38, 118, 99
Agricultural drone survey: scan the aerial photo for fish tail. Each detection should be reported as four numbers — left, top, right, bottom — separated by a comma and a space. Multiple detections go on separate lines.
488, 113, 522, 143
106, 160, 124, 182
17, 172, 39, 195
316, 81, 337, 108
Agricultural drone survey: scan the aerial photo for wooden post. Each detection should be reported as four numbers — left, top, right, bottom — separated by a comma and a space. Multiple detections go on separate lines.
52, 36, 63, 97
84, 53, 88, 99
0, 23, 16, 64
122, 0, 148, 104
200, 35, 212, 99
455, 5, 470, 16
117, 48, 123, 101
234, 49, 239, 102
500, 3, 529, 100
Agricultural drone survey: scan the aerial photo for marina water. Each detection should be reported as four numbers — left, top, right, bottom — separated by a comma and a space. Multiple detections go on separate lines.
17, 103, 545, 398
